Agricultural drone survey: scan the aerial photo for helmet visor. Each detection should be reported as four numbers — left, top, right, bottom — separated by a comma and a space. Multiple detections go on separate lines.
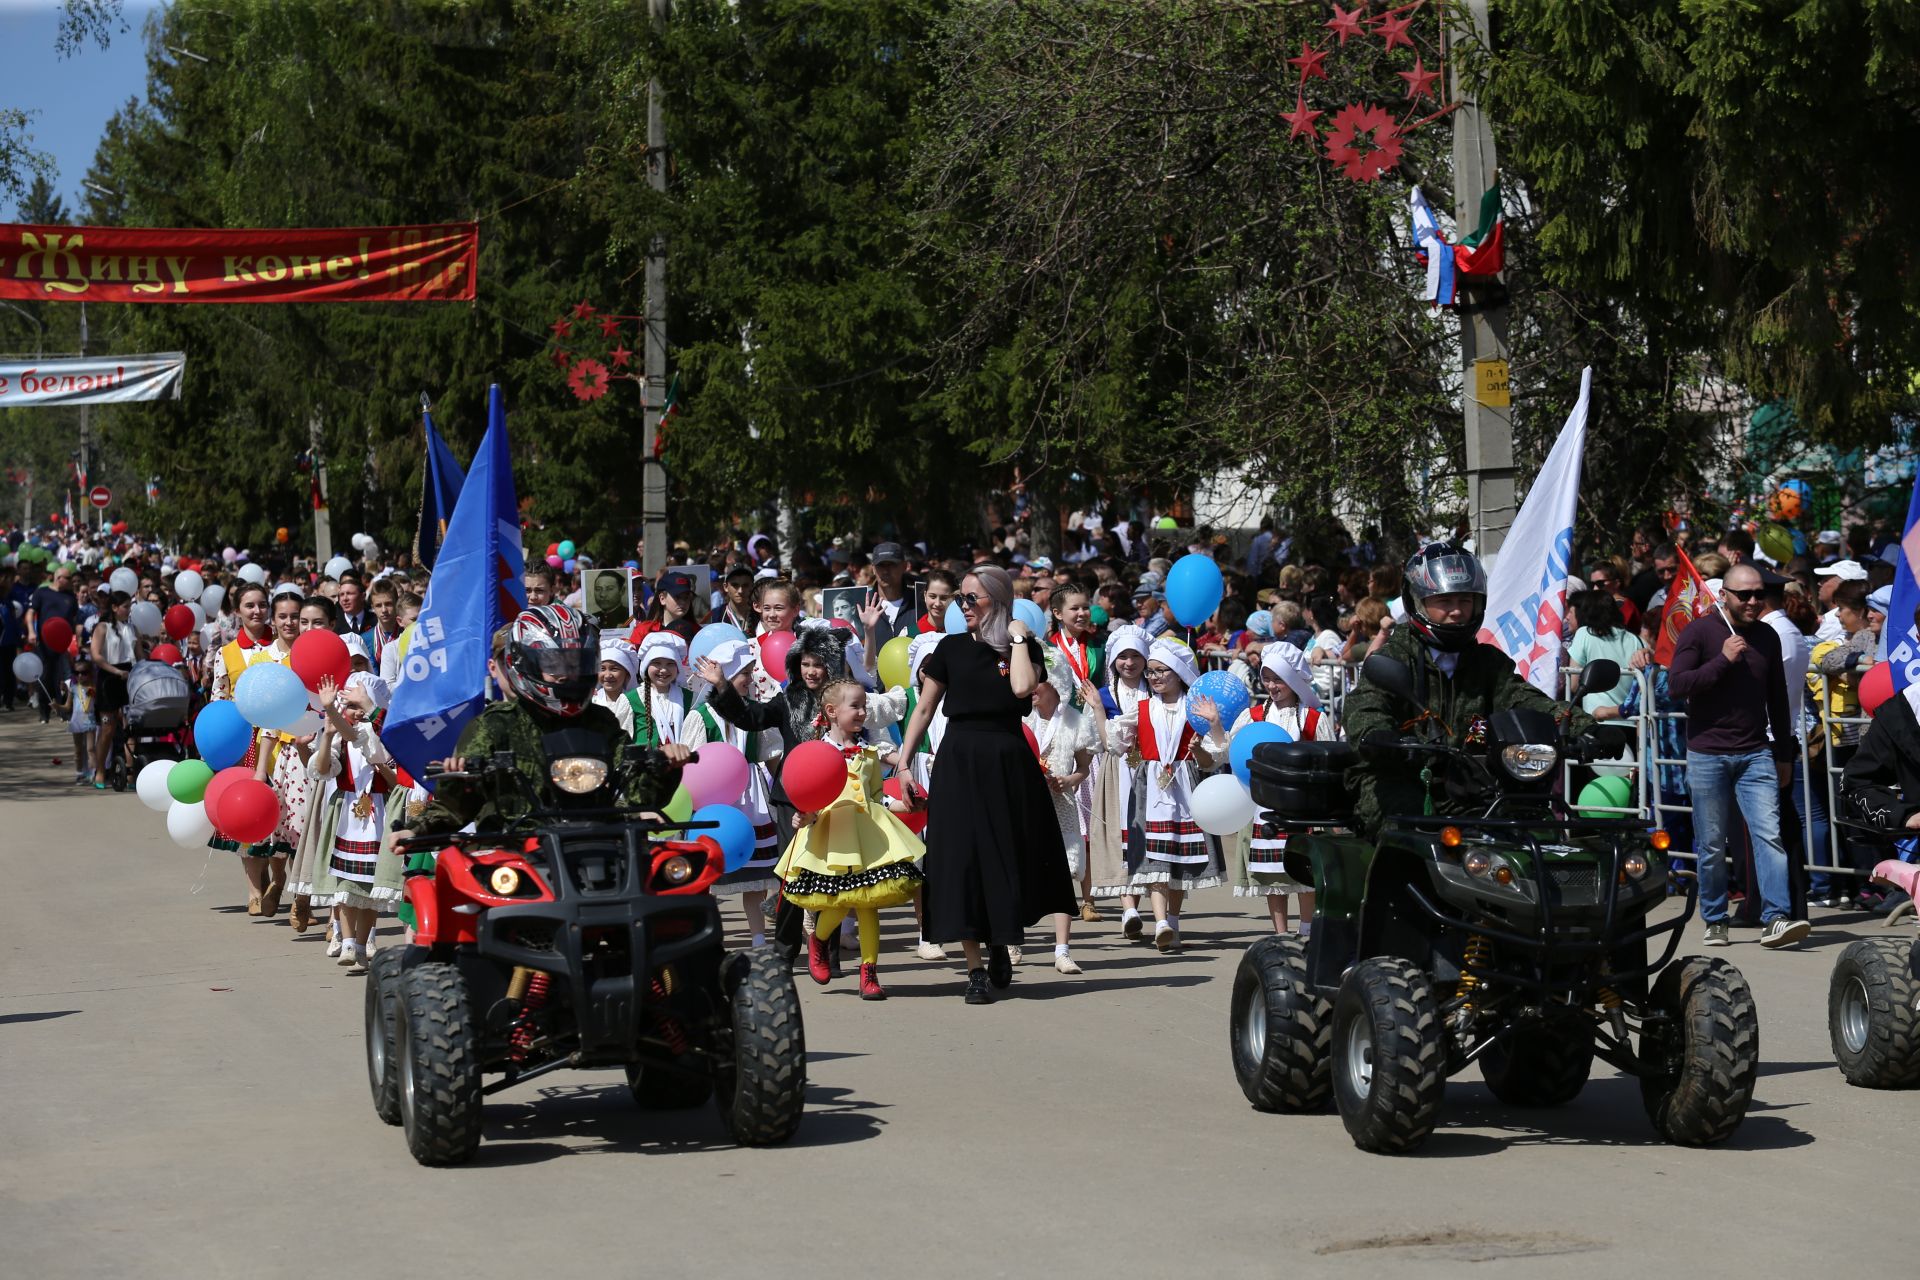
1408, 551, 1486, 601
525, 647, 599, 693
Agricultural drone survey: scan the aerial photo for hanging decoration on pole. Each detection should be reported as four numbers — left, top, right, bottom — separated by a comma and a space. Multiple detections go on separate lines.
1282, 2, 1456, 185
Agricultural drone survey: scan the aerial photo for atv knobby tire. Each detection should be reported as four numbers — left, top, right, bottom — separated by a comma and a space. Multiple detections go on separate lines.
365, 948, 404, 1126
1480, 1021, 1594, 1107
627, 1059, 715, 1109
1230, 935, 1331, 1112
716, 947, 805, 1145
1331, 957, 1445, 1154
1639, 957, 1758, 1146
1828, 937, 1920, 1089
397, 962, 484, 1166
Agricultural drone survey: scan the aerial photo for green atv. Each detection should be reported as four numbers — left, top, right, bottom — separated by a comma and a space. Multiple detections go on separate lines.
1231, 656, 1758, 1154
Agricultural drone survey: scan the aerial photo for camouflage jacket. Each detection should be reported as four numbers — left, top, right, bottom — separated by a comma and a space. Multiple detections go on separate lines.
1342, 626, 1595, 838
411, 698, 681, 837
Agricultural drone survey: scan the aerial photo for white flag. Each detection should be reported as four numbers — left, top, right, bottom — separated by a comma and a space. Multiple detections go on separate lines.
1477, 367, 1591, 693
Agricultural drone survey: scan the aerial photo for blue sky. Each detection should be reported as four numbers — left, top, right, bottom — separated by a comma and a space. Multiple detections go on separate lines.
2, 0, 158, 217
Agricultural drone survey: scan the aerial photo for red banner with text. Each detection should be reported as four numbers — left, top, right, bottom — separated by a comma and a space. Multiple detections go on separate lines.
0, 223, 476, 303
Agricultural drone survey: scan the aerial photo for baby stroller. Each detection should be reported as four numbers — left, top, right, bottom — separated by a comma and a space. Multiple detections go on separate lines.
123, 659, 192, 769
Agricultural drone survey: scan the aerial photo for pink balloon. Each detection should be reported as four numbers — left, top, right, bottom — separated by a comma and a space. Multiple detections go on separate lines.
683, 740, 750, 809
1860, 660, 1895, 717
546, 554, 563, 568
757, 630, 797, 685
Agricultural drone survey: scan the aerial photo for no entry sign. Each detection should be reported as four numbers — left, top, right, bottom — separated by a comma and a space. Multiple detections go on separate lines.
89, 485, 112, 508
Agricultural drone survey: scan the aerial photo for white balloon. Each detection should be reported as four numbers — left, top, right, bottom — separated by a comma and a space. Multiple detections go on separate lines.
136, 760, 177, 812
167, 800, 215, 849
324, 555, 353, 580
173, 568, 205, 601
186, 602, 206, 630
129, 600, 164, 637
109, 566, 139, 596
237, 563, 267, 586
284, 709, 323, 737
12, 651, 44, 683
351, 533, 370, 550
200, 584, 225, 614
1192, 772, 1260, 836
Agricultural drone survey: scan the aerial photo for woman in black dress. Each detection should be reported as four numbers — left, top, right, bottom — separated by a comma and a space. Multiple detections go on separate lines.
897, 565, 1078, 1003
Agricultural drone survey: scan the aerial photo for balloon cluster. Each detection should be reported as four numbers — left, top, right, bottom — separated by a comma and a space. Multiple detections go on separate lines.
544, 538, 579, 574
1185, 714, 1295, 837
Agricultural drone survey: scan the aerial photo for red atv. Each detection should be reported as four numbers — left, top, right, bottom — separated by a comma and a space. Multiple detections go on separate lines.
365, 739, 806, 1165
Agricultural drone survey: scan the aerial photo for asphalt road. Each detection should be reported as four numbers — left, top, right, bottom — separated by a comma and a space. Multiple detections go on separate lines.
1, 709, 1913, 1279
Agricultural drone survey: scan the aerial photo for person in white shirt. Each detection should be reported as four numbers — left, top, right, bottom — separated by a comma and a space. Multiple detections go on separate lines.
1813, 559, 1868, 645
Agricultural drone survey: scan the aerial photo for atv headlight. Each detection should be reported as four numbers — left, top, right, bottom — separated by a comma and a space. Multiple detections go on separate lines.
489, 865, 522, 896
550, 755, 608, 794
1463, 850, 1493, 877
660, 854, 693, 885
1621, 853, 1649, 880
1499, 742, 1558, 781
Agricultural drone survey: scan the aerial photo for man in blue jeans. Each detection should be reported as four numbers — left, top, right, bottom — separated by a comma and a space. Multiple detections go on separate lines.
1668, 563, 1811, 948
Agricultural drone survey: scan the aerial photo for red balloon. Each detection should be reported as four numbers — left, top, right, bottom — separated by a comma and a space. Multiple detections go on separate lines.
546, 542, 560, 557
163, 604, 195, 641
202, 766, 256, 835
758, 629, 797, 684
149, 643, 183, 666
111, 521, 128, 535
883, 777, 926, 835
1860, 660, 1895, 717
39, 617, 73, 654
215, 778, 280, 845
289, 628, 352, 692
781, 740, 849, 812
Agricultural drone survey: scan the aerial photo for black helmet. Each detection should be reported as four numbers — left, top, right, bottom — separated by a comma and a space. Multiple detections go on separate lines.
1400, 541, 1488, 653
503, 604, 600, 717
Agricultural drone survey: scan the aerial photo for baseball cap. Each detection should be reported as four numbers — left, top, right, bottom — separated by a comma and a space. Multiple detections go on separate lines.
1815, 529, 1842, 545
659, 571, 693, 596
1813, 559, 1868, 581
871, 541, 905, 565
1868, 586, 1892, 615
1027, 556, 1053, 572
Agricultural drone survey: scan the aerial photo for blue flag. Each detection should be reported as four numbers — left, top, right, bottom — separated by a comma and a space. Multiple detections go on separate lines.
415, 399, 467, 571
1884, 468, 1920, 691
385, 385, 528, 787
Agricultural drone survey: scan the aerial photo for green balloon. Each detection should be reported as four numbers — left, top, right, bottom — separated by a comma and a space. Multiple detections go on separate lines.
1575, 774, 1634, 817
665, 784, 693, 824
1090, 605, 1109, 626
167, 759, 215, 804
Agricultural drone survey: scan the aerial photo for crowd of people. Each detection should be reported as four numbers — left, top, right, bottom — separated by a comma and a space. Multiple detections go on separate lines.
4, 506, 1915, 994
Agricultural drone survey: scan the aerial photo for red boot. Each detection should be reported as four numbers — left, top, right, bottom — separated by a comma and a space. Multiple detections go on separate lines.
807, 933, 833, 986
859, 963, 887, 1001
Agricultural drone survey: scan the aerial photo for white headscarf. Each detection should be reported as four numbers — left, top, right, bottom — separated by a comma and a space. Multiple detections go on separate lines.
1260, 641, 1321, 710
345, 669, 390, 712
908, 631, 944, 686
1107, 624, 1150, 666
599, 643, 637, 688
707, 637, 757, 682
1148, 636, 1199, 690
635, 631, 688, 688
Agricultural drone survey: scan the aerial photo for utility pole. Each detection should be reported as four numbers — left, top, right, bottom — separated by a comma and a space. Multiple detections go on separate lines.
640, 0, 671, 581
77, 301, 95, 532
1452, 0, 1515, 557
310, 410, 333, 566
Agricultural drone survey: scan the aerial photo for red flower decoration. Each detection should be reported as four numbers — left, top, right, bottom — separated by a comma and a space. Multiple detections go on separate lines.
1373, 6, 1416, 53
571, 300, 597, 319
1323, 103, 1403, 181
1287, 40, 1328, 81
568, 358, 610, 402
609, 344, 633, 368
1397, 54, 1441, 101
598, 316, 621, 337
1324, 3, 1368, 45
551, 348, 572, 368
550, 317, 573, 338
1282, 95, 1324, 141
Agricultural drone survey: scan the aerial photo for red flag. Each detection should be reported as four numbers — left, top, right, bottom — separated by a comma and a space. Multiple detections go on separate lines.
1653, 546, 1715, 666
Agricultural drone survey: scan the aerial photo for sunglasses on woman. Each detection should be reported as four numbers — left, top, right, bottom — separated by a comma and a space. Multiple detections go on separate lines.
959, 591, 981, 607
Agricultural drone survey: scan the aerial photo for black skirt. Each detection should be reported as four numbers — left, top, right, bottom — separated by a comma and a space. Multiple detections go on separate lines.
95, 670, 128, 715
922, 719, 1078, 944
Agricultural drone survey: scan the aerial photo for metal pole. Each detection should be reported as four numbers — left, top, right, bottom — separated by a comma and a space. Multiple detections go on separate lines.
640, 0, 670, 580
310, 410, 332, 567
78, 301, 92, 531
1450, 0, 1515, 556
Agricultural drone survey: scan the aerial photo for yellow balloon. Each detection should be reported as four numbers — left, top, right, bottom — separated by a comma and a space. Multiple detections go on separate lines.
666, 784, 694, 824
877, 635, 913, 690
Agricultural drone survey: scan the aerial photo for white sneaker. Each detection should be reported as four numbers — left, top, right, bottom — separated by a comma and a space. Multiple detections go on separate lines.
337, 939, 362, 968
324, 927, 343, 959
1006, 945, 1023, 967
1053, 953, 1083, 975
915, 940, 947, 961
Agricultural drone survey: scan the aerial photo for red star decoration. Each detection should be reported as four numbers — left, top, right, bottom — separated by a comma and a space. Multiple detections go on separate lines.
568, 358, 610, 403
551, 348, 571, 368
1282, 95, 1324, 140
1287, 40, 1328, 81
598, 317, 621, 337
609, 345, 633, 368
1373, 7, 1416, 53
1322, 103, 1404, 181
550, 317, 573, 338
1324, 3, 1368, 45
1397, 54, 1441, 101
571, 300, 597, 319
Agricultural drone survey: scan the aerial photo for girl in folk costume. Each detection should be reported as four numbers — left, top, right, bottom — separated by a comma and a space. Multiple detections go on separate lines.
1085, 624, 1152, 916
626, 632, 694, 748
1048, 583, 1105, 692
1022, 650, 1096, 973
1197, 642, 1339, 936
593, 642, 638, 739
297, 673, 402, 973
210, 583, 302, 919
686, 638, 783, 947
1107, 636, 1225, 953
775, 678, 926, 1000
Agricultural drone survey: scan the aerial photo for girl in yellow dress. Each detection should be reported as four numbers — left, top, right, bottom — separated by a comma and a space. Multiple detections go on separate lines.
775, 678, 924, 1000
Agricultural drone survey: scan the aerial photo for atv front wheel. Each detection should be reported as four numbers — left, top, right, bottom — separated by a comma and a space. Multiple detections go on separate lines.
365, 948, 404, 1126
1828, 937, 1920, 1089
1480, 1021, 1594, 1107
1330, 957, 1445, 1154
716, 947, 806, 1145
1639, 957, 1758, 1146
397, 962, 484, 1166
1229, 935, 1331, 1112
627, 1059, 715, 1109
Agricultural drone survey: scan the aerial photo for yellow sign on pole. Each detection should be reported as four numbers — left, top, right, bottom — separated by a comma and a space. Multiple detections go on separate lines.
1474, 358, 1511, 408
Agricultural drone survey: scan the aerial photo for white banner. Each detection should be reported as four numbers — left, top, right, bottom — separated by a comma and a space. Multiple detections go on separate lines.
1477, 366, 1591, 693
0, 353, 184, 406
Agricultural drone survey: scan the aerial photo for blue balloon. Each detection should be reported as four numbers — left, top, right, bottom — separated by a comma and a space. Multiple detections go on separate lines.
693, 804, 757, 873
1228, 720, 1293, 788
1165, 553, 1224, 629
234, 661, 309, 733
562, 558, 578, 574
1013, 598, 1048, 637
1188, 670, 1252, 734
194, 700, 254, 772
944, 601, 967, 634
689, 622, 748, 666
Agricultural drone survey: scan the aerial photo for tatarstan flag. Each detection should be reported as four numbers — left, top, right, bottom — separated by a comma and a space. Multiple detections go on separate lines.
1653, 545, 1716, 666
